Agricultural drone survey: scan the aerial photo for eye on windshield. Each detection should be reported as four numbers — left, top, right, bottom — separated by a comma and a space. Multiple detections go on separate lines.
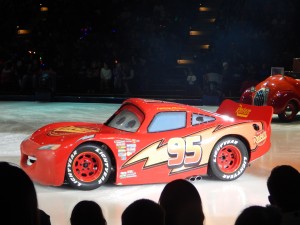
106, 105, 143, 132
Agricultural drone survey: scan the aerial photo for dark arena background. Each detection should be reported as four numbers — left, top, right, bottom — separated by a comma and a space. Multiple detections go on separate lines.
1, 1, 300, 225
1, 0, 300, 104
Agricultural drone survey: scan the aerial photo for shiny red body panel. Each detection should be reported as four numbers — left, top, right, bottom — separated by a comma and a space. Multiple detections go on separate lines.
20, 98, 273, 187
240, 75, 300, 114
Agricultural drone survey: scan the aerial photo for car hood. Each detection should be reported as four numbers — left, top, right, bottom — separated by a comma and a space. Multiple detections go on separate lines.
29, 121, 115, 145
256, 75, 298, 91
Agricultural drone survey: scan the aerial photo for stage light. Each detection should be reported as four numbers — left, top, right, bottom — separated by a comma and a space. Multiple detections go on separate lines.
40, 6, 48, 12
177, 59, 194, 65
17, 29, 31, 35
200, 44, 210, 49
199, 7, 210, 12
189, 30, 203, 36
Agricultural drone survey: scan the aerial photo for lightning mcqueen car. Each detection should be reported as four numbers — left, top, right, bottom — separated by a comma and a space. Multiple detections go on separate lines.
20, 98, 273, 190
240, 74, 300, 122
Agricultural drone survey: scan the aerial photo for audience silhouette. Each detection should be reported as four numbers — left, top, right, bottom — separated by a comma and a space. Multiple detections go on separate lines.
39, 209, 51, 225
70, 200, 107, 225
267, 165, 300, 225
122, 199, 165, 225
234, 205, 281, 225
3, 159, 300, 225
159, 179, 205, 225
0, 161, 51, 225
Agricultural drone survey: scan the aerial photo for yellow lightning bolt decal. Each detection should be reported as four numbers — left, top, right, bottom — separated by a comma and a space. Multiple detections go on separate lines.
122, 140, 169, 168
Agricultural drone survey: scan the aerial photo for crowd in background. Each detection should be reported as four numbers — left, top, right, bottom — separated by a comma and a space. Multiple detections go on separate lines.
0, 0, 300, 99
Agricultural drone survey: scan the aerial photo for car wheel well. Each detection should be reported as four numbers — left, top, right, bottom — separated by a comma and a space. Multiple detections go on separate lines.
289, 99, 299, 110
278, 100, 299, 122
283, 99, 299, 108
232, 135, 250, 156
217, 134, 250, 150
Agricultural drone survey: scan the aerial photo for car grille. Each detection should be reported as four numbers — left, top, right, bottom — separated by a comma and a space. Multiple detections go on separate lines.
253, 89, 266, 106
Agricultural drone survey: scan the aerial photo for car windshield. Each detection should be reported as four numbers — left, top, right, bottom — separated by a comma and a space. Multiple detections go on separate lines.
106, 104, 144, 132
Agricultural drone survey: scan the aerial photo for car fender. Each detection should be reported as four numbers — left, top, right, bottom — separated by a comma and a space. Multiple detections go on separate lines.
240, 88, 253, 105
268, 90, 300, 114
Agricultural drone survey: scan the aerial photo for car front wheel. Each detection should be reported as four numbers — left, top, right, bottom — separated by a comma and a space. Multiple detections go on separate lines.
65, 143, 112, 190
209, 137, 249, 181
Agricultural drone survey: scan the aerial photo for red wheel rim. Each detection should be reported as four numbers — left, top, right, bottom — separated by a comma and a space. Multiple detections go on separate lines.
72, 152, 103, 182
216, 145, 241, 173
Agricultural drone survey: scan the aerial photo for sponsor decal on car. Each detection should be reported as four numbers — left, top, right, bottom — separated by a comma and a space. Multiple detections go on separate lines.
76, 134, 95, 142
254, 131, 267, 146
48, 126, 100, 136
115, 139, 138, 160
236, 104, 251, 118
120, 170, 137, 179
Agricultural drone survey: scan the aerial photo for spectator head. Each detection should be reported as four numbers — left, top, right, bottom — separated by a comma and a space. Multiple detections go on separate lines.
267, 165, 300, 212
122, 199, 165, 225
159, 179, 204, 225
234, 205, 281, 225
0, 161, 39, 225
70, 200, 106, 225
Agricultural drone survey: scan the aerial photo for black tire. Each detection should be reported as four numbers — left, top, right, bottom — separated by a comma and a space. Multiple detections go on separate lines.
208, 137, 249, 181
65, 143, 112, 190
278, 101, 298, 122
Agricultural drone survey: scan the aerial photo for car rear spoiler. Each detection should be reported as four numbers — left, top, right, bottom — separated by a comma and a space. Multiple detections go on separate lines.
216, 99, 273, 125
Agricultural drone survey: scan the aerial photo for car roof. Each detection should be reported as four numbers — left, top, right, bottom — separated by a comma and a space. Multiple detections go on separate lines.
123, 98, 205, 115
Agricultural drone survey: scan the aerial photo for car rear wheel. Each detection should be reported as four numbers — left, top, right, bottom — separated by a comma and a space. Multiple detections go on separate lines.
208, 137, 249, 181
65, 143, 112, 190
278, 101, 298, 122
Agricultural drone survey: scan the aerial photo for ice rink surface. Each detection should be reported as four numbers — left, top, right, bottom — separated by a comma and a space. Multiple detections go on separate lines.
1, 100, 300, 225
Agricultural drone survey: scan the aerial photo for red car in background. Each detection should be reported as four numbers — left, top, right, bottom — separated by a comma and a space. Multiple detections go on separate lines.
240, 74, 300, 122
20, 98, 273, 190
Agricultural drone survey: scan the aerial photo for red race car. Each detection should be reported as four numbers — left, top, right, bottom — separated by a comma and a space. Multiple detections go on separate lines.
20, 98, 273, 190
240, 74, 300, 122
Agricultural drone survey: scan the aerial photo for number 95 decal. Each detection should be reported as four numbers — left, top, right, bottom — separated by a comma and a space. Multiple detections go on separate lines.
167, 136, 202, 169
